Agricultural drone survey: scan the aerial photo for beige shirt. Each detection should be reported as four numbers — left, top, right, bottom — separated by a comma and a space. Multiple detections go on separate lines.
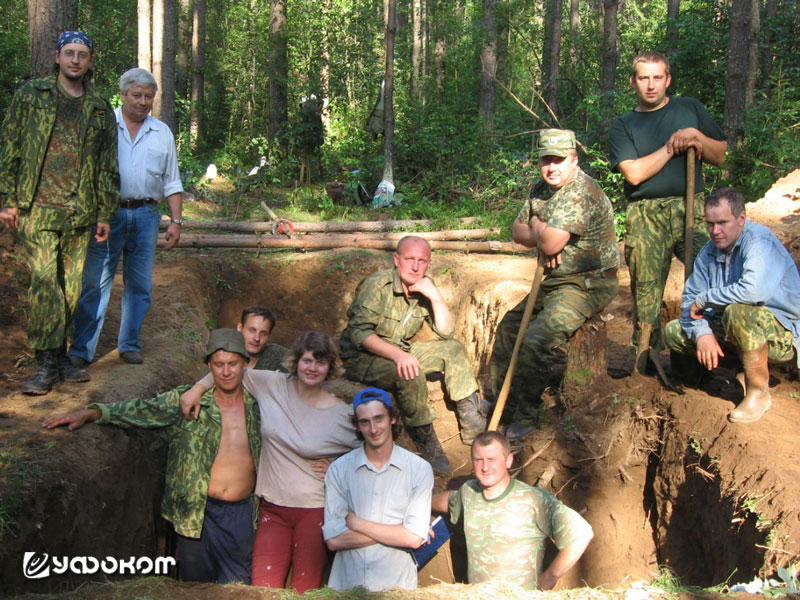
200, 369, 359, 508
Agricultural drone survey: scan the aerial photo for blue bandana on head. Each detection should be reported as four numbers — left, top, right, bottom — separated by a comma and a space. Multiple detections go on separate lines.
353, 387, 393, 413
57, 31, 94, 54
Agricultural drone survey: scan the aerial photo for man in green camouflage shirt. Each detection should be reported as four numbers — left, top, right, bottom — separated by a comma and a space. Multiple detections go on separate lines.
339, 236, 486, 476
433, 431, 593, 590
42, 329, 261, 584
490, 129, 619, 441
0, 31, 119, 395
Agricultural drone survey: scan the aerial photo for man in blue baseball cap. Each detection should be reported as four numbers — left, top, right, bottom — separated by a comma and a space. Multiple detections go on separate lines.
322, 387, 434, 591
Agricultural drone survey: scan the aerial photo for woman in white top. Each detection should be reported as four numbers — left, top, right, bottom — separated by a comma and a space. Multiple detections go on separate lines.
182, 331, 359, 592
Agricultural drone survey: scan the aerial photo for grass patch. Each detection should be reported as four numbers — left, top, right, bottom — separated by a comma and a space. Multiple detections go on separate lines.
0, 445, 41, 544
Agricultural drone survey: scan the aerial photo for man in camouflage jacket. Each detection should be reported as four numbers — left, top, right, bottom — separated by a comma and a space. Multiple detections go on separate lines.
490, 129, 619, 441
42, 329, 261, 584
0, 31, 119, 395
339, 235, 486, 476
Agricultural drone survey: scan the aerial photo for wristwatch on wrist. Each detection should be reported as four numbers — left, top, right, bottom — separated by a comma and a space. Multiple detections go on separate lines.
171, 218, 184, 226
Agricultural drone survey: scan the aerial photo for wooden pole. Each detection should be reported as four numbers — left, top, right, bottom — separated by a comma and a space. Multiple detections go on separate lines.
159, 217, 481, 232
488, 262, 545, 431
684, 147, 697, 280
158, 234, 530, 253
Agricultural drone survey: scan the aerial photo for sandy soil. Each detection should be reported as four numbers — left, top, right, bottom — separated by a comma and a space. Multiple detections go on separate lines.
1, 170, 799, 596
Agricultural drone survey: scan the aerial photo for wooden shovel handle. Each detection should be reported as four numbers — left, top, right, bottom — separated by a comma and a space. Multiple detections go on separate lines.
488, 262, 546, 431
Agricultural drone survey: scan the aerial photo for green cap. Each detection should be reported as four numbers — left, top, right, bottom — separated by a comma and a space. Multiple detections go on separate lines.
205, 328, 249, 362
538, 129, 577, 158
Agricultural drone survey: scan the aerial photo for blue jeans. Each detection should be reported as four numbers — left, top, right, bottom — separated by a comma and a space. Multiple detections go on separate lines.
71, 203, 160, 360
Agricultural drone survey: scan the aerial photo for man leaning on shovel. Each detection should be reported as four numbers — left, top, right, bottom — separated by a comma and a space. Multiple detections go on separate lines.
609, 51, 727, 365
488, 129, 619, 442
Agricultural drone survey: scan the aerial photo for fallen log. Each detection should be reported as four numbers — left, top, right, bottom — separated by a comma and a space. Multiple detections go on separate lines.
159, 217, 480, 232
158, 234, 530, 253
168, 229, 499, 242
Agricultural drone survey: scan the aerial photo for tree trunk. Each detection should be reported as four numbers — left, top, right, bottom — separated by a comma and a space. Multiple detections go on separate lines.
479, 0, 499, 123
190, 0, 205, 146
410, 0, 422, 99
382, 0, 396, 183
563, 315, 608, 393
421, 0, 430, 104
665, 0, 680, 93
28, 0, 75, 78
160, 0, 177, 130
568, 0, 580, 70
760, 0, 778, 89
320, 0, 331, 130
268, 0, 289, 157
433, 2, 447, 99
745, 0, 759, 107
152, 0, 164, 117
137, 0, 152, 70
600, 0, 619, 118
542, 0, 563, 117
724, 0, 754, 153
176, 0, 191, 99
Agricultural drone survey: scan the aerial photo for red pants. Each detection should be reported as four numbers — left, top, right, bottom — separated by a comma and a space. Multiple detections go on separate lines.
251, 501, 330, 592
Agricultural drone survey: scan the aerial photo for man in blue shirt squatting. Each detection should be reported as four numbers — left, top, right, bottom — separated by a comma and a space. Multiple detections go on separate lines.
42, 329, 261, 583
432, 431, 593, 590
664, 187, 800, 423
322, 387, 434, 591
69, 67, 184, 367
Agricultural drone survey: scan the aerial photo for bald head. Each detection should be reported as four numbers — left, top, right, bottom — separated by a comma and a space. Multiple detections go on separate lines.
393, 236, 431, 288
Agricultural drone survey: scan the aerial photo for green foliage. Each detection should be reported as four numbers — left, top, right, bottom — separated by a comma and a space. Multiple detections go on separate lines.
730, 64, 800, 201
0, 0, 29, 113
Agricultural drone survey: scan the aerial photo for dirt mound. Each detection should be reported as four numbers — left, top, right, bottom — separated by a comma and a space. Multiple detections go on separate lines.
2, 171, 800, 596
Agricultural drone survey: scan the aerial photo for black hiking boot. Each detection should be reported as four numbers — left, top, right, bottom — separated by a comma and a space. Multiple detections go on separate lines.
407, 424, 452, 476
454, 392, 487, 445
59, 344, 90, 383
22, 350, 61, 395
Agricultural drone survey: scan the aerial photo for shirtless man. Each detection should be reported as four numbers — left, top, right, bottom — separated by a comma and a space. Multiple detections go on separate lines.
42, 329, 261, 584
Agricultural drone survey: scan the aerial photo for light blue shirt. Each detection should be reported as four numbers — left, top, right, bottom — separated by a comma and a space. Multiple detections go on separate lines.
322, 443, 433, 591
115, 107, 183, 201
680, 218, 800, 364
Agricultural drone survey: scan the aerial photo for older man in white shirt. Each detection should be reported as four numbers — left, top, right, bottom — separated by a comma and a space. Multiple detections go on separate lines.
70, 68, 183, 366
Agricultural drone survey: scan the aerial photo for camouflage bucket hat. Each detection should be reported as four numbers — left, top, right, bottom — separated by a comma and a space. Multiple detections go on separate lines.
538, 128, 577, 158
205, 328, 249, 362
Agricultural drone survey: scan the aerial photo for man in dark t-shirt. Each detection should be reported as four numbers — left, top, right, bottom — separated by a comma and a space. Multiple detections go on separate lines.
609, 51, 727, 354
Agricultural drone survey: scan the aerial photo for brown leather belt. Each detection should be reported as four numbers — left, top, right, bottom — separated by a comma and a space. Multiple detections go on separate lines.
119, 198, 157, 209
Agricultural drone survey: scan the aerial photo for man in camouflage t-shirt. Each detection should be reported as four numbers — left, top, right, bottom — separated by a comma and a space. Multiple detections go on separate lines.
489, 129, 619, 441
432, 432, 593, 590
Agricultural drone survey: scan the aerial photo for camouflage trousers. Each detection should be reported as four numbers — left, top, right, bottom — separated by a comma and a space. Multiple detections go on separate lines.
664, 304, 796, 364
625, 196, 709, 352
18, 206, 91, 351
344, 338, 479, 427
489, 273, 618, 425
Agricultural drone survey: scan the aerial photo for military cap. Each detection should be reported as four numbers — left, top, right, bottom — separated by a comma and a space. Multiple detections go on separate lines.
538, 128, 577, 158
205, 328, 249, 362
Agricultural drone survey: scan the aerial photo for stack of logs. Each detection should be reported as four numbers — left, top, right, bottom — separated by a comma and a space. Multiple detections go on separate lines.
157, 217, 532, 253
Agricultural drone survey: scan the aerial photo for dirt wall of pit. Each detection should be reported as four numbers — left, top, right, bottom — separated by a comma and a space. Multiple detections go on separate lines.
2, 238, 800, 594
